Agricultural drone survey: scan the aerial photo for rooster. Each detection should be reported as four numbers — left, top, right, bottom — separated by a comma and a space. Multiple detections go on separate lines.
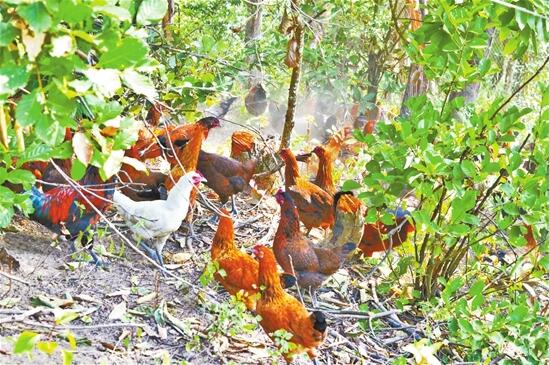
279, 148, 334, 233
113, 171, 206, 271
273, 190, 356, 292
253, 245, 327, 363
358, 208, 415, 257
28, 166, 114, 266
210, 209, 295, 310
197, 150, 257, 214
156, 117, 220, 239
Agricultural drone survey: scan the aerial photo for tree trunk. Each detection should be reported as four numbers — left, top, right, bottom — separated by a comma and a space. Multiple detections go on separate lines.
400, 0, 427, 118
162, 0, 175, 41
280, 23, 304, 150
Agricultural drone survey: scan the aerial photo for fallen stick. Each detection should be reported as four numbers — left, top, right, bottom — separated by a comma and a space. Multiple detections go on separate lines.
0, 308, 42, 325
0, 270, 31, 285
21, 320, 145, 331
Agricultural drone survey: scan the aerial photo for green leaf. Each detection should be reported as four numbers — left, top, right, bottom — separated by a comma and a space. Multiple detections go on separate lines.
0, 66, 29, 97
35, 115, 65, 146
83, 68, 121, 98
57, 0, 93, 25
468, 279, 485, 296
458, 318, 474, 333
17, 2, 52, 33
451, 190, 478, 223
15, 91, 43, 127
102, 150, 124, 178
122, 69, 158, 101
7, 169, 35, 187
342, 179, 361, 191
13, 331, 40, 354
94, 6, 131, 21
70, 159, 86, 181
0, 22, 17, 46
510, 304, 528, 323
98, 37, 148, 70
460, 160, 476, 177
63, 349, 74, 365
36, 341, 58, 355
137, 0, 168, 25
0, 204, 14, 228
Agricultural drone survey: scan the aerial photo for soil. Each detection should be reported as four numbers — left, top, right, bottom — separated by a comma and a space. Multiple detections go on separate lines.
0, 194, 408, 365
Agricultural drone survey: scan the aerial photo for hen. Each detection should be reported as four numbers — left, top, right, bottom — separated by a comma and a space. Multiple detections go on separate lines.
358, 208, 415, 257
254, 245, 327, 363
230, 131, 256, 161
279, 148, 333, 233
273, 190, 356, 291
311, 146, 364, 246
28, 166, 114, 265
197, 150, 257, 214
113, 171, 205, 271
210, 209, 295, 310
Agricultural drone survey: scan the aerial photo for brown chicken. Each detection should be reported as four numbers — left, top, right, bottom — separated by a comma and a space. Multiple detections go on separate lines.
253, 245, 327, 363
279, 148, 334, 232
211, 208, 260, 310
211, 209, 295, 310
310, 146, 364, 247
197, 150, 257, 214
230, 130, 255, 161
273, 189, 356, 290
358, 208, 415, 257
156, 117, 220, 189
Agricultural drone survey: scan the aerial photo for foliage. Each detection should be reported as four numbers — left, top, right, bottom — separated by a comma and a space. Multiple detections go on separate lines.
0, 0, 166, 227
12, 330, 76, 364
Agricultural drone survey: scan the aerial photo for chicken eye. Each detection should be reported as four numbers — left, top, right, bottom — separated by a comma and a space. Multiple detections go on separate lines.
174, 139, 189, 148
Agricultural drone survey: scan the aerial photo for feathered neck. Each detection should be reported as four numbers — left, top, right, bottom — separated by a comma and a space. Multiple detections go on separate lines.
166, 177, 194, 211
314, 150, 335, 193
258, 248, 285, 299
275, 197, 301, 241
283, 153, 300, 186
180, 130, 205, 171
212, 213, 235, 253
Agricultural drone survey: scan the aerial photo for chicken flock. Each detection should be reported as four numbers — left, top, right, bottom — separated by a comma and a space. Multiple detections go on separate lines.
16, 104, 419, 363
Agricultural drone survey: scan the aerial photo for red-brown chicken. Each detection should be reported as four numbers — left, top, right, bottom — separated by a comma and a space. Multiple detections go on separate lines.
197, 150, 257, 214
273, 189, 356, 290
230, 131, 255, 161
358, 208, 415, 257
253, 245, 327, 363
279, 148, 334, 232
210, 209, 295, 310
310, 146, 364, 246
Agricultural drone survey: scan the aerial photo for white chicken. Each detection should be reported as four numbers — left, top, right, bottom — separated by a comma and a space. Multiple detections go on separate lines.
113, 171, 206, 271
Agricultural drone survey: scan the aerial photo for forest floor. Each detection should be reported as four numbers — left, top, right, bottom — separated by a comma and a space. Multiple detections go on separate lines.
0, 193, 420, 365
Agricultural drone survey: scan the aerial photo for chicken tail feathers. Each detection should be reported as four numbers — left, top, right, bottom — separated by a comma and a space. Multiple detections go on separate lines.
280, 273, 297, 289
333, 191, 354, 214
333, 242, 357, 262
310, 311, 327, 333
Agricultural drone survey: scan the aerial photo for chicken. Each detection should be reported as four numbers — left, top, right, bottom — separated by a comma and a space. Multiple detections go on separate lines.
156, 117, 220, 239
210, 209, 296, 310
273, 189, 356, 290
28, 166, 114, 266
310, 146, 364, 246
113, 171, 206, 271
358, 208, 415, 257
230, 131, 255, 161
253, 245, 327, 363
197, 150, 257, 214
279, 148, 334, 232
156, 117, 220, 175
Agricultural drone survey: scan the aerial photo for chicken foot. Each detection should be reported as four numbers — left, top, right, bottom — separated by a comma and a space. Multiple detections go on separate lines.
139, 241, 167, 276
66, 233, 103, 267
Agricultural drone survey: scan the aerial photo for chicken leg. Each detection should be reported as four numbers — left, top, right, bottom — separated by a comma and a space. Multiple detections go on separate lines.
230, 195, 239, 215
67, 232, 103, 267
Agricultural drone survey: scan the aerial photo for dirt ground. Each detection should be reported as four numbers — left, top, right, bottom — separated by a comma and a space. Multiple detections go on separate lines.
0, 193, 414, 365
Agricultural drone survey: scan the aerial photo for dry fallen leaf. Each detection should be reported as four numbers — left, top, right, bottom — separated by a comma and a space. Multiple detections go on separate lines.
108, 301, 127, 321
